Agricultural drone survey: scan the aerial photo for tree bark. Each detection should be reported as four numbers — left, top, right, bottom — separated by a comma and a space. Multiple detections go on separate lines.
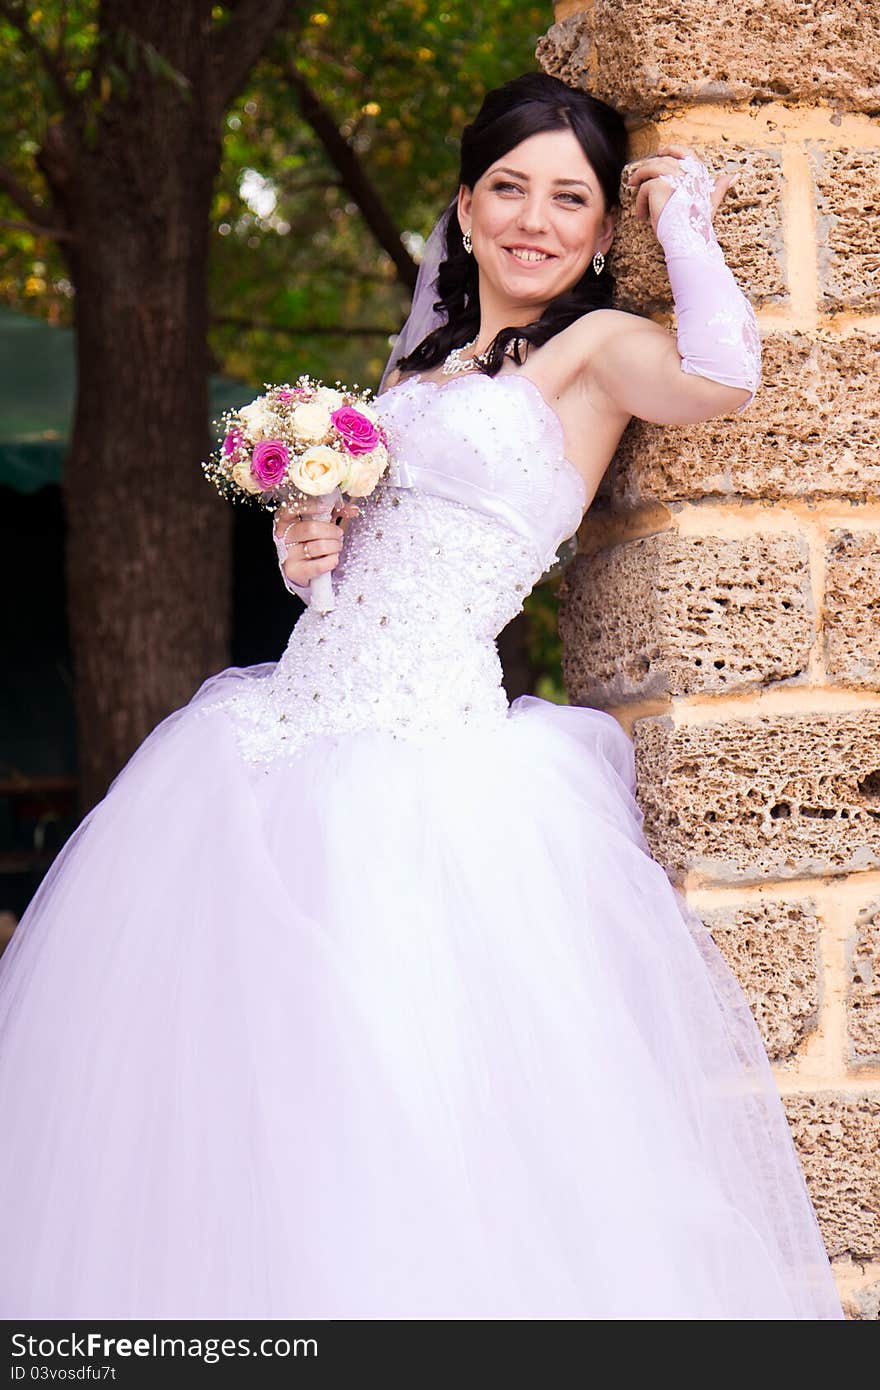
37, 1, 294, 812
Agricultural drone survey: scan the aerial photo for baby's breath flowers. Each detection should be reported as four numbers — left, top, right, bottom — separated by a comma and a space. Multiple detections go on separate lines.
203, 375, 390, 612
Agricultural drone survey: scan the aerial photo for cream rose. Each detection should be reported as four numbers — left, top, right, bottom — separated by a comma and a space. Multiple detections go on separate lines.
231, 458, 263, 494
289, 444, 350, 496
238, 399, 281, 442
290, 400, 332, 442
345, 443, 388, 497
314, 385, 346, 412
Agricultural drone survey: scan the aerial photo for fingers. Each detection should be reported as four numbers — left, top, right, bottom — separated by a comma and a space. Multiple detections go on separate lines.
709, 171, 738, 212
276, 495, 361, 587
331, 499, 361, 533
282, 550, 339, 585
278, 497, 361, 530
281, 527, 343, 585
281, 518, 343, 552
627, 156, 683, 189
625, 145, 739, 224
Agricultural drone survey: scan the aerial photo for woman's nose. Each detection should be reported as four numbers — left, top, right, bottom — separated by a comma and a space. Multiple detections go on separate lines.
515, 199, 549, 233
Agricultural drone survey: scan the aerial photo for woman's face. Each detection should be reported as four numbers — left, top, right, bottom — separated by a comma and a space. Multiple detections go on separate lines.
458, 127, 617, 312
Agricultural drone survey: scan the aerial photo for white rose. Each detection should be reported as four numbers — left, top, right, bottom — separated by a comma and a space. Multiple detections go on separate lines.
345, 443, 388, 497
231, 457, 262, 494
237, 399, 279, 442
314, 386, 346, 412
289, 445, 350, 496
290, 400, 333, 442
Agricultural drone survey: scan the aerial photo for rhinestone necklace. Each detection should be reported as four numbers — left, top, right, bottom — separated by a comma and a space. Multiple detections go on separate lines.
441, 336, 519, 376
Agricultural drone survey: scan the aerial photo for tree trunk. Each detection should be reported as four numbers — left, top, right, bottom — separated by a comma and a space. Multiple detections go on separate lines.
64, 154, 230, 812
40, 4, 237, 813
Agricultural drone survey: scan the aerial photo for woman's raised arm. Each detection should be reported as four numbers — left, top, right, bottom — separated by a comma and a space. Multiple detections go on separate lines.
583, 148, 761, 427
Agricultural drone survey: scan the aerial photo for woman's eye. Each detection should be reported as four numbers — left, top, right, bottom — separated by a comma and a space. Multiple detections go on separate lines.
491, 182, 585, 206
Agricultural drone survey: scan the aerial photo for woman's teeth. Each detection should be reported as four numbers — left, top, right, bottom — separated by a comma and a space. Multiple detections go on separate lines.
505, 247, 552, 263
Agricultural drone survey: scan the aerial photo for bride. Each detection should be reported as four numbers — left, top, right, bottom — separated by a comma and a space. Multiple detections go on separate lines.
0, 71, 843, 1320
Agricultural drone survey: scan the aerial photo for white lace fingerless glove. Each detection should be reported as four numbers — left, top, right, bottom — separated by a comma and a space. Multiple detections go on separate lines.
272, 513, 312, 605
655, 154, 761, 412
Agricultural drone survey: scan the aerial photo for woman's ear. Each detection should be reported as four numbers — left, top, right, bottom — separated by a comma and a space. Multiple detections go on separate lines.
598, 206, 618, 257
457, 184, 473, 239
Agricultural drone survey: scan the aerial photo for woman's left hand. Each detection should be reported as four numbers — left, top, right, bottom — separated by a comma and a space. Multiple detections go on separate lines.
625, 144, 737, 236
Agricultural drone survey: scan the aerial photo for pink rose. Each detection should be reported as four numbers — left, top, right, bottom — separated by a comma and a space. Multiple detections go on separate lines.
223, 428, 245, 457
331, 406, 380, 456
276, 389, 294, 404
251, 439, 290, 489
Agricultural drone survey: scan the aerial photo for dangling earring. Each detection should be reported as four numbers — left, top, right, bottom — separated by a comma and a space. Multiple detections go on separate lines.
462, 228, 473, 254
592, 250, 605, 276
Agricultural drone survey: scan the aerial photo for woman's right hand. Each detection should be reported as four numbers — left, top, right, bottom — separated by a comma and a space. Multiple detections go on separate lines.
272, 495, 359, 588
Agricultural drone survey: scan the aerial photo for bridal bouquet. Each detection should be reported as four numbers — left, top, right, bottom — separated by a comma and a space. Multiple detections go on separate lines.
203, 375, 390, 612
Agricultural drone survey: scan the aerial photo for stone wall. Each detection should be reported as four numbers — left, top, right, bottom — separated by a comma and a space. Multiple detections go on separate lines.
540, 0, 880, 1317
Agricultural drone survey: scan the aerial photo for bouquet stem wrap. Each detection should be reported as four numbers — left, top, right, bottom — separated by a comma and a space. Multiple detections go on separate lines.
308, 485, 342, 614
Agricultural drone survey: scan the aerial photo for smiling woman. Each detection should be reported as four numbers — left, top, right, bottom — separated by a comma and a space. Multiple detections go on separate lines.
0, 68, 842, 1322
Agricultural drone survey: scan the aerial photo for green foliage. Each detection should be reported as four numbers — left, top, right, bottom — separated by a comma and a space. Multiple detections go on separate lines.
0, 5, 90, 307
524, 577, 567, 704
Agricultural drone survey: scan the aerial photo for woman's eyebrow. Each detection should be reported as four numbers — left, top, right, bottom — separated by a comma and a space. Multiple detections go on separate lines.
491, 165, 594, 193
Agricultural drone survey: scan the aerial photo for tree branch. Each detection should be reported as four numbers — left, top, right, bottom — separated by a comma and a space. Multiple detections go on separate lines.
275, 174, 345, 198
213, 315, 394, 338
0, 1, 77, 111
287, 62, 418, 293
0, 160, 63, 228
210, 0, 309, 115
0, 215, 74, 242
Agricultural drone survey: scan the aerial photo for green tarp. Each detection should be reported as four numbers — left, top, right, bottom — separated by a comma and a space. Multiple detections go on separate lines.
0, 307, 252, 493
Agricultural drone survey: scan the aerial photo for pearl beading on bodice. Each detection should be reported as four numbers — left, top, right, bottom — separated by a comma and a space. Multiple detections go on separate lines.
205, 372, 587, 768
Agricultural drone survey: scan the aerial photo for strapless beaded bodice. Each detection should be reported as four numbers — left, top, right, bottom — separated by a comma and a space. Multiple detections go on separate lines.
376, 372, 587, 569
209, 372, 588, 767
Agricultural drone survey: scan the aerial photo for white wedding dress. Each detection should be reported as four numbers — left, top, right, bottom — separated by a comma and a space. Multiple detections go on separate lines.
0, 369, 844, 1319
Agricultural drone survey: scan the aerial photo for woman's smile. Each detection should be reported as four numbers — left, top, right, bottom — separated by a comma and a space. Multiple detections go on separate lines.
503, 245, 557, 266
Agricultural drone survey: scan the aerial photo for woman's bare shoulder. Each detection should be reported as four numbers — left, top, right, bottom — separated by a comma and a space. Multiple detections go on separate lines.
571, 307, 666, 350
377, 367, 402, 396
377, 366, 419, 397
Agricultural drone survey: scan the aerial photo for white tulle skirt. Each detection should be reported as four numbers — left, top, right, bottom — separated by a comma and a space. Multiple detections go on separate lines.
0, 665, 843, 1319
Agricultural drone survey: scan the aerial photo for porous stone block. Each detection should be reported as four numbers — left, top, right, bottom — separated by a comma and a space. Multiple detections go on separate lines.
783, 1092, 880, 1261
845, 1280, 880, 1320
848, 899, 880, 1066
601, 333, 880, 506
630, 710, 880, 883
538, 4, 880, 117
699, 898, 821, 1060
824, 530, 880, 690
612, 148, 786, 314
560, 530, 813, 703
812, 147, 880, 313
